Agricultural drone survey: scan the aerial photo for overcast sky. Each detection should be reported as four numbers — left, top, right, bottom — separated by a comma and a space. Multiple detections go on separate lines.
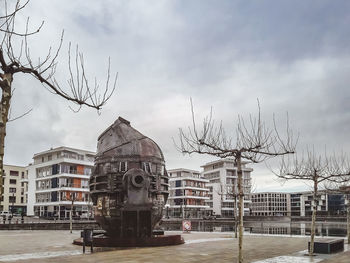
3, 0, 350, 192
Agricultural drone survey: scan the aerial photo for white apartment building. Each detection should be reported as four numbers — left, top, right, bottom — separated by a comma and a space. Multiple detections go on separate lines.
167, 168, 210, 219
250, 192, 291, 216
0, 165, 27, 214
27, 146, 95, 218
201, 159, 252, 218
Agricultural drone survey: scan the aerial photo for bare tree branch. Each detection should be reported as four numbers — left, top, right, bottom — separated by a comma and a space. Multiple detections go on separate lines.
0, 0, 117, 214
176, 99, 296, 263
8, 108, 32, 122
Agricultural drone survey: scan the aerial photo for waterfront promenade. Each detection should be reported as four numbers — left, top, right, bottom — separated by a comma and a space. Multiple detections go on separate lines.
0, 230, 349, 262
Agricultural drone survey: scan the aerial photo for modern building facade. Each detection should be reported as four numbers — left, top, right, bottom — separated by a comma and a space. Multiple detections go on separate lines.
0, 165, 27, 214
270, 190, 346, 217
290, 193, 302, 216
201, 159, 252, 218
167, 168, 210, 218
250, 192, 291, 216
292, 190, 345, 217
27, 146, 95, 218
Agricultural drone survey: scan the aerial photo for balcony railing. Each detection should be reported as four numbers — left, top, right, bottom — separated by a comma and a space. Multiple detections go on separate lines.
37, 171, 92, 178
36, 184, 89, 190
59, 184, 89, 189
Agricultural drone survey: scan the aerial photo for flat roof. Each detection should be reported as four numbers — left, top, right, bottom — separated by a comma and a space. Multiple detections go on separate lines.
3, 164, 26, 169
33, 146, 95, 158
252, 192, 290, 195
200, 158, 250, 167
168, 168, 200, 174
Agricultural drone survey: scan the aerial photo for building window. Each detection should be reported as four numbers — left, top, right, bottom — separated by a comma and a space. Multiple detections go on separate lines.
142, 162, 152, 173
21, 172, 25, 179
42, 156, 45, 162
9, 188, 16, 193
21, 197, 24, 203
175, 189, 183, 196
120, 162, 127, 172
10, 179, 17, 184
84, 167, 92, 175
175, 180, 181, 187
213, 163, 223, 169
9, 196, 16, 203
9, 170, 19, 176
48, 155, 52, 161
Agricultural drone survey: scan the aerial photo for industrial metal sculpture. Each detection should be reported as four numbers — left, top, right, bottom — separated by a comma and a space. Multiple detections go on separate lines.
89, 117, 169, 239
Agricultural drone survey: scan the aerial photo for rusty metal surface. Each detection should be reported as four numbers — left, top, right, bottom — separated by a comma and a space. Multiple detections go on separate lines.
90, 117, 169, 238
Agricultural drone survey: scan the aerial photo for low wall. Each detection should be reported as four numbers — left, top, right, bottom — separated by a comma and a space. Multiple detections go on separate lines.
0, 221, 101, 230
161, 218, 236, 231
291, 216, 346, 222
244, 216, 291, 222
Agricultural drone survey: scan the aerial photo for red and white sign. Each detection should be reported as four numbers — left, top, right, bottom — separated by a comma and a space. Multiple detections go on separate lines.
182, 220, 191, 232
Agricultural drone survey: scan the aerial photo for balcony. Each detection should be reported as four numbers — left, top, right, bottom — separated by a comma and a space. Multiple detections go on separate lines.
36, 172, 91, 181
36, 184, 89, 193
59, 183, 89, 189
168, 195, 210, 200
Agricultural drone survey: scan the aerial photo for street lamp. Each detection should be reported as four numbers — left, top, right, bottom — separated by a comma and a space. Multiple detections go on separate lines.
11, 192, 15, 216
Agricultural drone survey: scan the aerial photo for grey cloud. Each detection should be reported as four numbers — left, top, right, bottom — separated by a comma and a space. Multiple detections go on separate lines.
3, 0, 350, 192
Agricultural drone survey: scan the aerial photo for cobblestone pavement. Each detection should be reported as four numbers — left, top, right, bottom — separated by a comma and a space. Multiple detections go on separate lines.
0, 230, 348, 262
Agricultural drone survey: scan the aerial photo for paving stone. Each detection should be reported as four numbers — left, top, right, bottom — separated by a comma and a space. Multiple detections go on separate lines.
0, 230, 347, 262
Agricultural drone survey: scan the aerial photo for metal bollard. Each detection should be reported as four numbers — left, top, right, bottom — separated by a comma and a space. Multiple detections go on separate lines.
82, 229, 93, 254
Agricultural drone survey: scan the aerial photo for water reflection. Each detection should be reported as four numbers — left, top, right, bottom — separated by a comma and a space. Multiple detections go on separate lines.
249, 225, 346, 237
246, 222, 347, 237
163, 221, 348, 237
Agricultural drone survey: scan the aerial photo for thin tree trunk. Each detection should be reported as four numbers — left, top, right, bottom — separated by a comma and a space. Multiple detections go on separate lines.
234, 194, 238, 238
309, 180, 318, 256
237, 154, 244, 263
347, 203, 350, 244
70, 199, 74, 234
0, 73, 12, 211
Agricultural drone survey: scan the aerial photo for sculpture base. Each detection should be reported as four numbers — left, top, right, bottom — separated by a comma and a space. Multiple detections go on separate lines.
73, 234, 184, 247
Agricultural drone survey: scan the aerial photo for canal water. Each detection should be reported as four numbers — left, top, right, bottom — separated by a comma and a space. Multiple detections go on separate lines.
163, 221, 348, 237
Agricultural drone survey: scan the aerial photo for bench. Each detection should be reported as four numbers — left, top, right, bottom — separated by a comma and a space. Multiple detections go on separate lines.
308, 238, 344, 254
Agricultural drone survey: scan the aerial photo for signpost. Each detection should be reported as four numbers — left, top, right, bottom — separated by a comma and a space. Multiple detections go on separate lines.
182, 220, 191, 233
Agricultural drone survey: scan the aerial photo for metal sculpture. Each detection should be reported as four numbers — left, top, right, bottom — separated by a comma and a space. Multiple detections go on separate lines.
89, 117, 169, 238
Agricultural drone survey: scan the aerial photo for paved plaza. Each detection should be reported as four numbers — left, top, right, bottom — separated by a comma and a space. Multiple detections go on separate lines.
0, 230, 349, 262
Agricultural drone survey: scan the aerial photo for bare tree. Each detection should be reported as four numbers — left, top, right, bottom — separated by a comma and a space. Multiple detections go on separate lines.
0, 0, 117, 208
276, 149, 350, 256
177, 100, 296, 263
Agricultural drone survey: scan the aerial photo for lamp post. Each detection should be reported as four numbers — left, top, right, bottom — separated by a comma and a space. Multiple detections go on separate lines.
11, 192, 15, 216
180, 204, 183, 219
87, 193, 92, 220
